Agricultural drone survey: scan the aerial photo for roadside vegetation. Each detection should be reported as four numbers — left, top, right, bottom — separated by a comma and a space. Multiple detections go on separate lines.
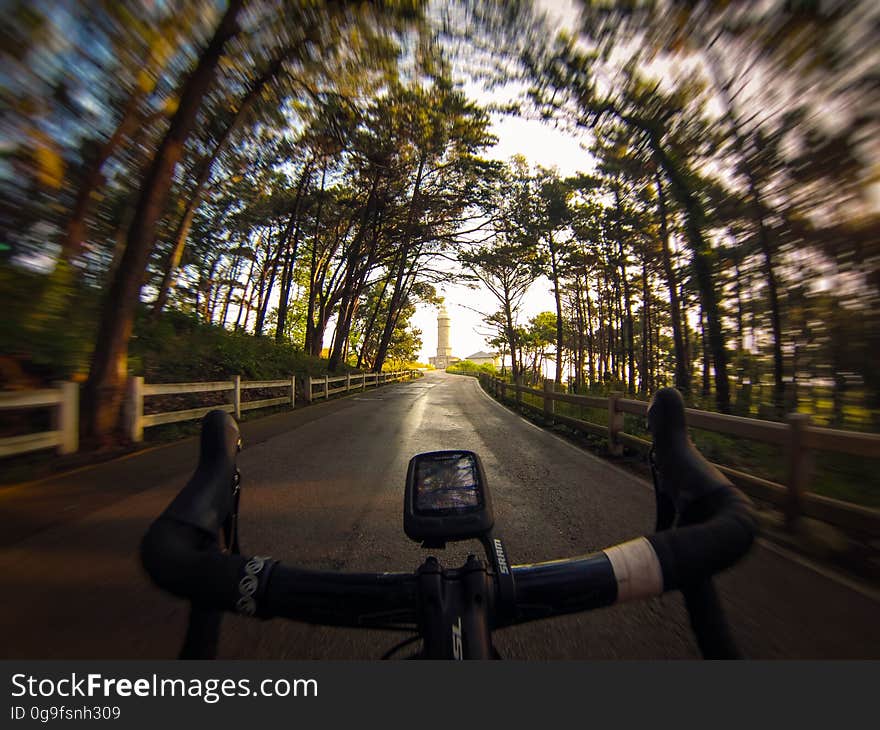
477, 374, 880, 509
1, 0, 878, 473
446, 360, 497, 377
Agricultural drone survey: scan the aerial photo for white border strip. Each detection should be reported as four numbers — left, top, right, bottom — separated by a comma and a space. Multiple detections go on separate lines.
603, 537, 664, 603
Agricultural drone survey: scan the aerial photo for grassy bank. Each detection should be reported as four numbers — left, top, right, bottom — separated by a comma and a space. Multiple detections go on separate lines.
0, 270, 379, 483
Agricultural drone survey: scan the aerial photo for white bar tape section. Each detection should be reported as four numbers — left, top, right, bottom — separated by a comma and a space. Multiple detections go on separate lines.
603, 537, 664, 603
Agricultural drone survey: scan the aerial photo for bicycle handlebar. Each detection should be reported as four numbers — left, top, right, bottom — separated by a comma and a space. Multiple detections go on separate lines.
140, 387, 757, 656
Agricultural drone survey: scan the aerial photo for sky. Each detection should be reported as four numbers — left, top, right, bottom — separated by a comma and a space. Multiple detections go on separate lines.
409, 0, 593, 365
410, 110, 596, 365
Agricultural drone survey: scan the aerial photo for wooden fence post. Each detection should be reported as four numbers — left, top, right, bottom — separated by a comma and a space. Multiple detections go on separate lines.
304, 376, 312, 404
543, 379, 555, 424
361, 373, 366, 391
233, 375, 241, 420
786, 413, 812, 531
515, 375, 522, 408
290, 375, 296, 409
500, 380, 507, 401
346, 372, 351, 392
607, 392, 623, 456
324, 374, 329, 399
54, 381, 78, 454
126, 376, 144, 443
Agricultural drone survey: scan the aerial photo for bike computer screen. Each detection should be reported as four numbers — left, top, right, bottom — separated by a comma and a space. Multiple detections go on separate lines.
414, 454, 481, 511
404, 450, 493, 545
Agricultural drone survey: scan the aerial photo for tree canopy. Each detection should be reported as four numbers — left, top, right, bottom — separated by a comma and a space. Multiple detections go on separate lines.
1, 0, 878, 442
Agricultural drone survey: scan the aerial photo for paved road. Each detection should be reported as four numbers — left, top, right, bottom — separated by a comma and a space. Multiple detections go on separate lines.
1, 371, 878, 659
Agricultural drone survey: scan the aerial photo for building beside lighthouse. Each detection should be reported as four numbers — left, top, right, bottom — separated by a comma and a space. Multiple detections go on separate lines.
428, 302, 459, 369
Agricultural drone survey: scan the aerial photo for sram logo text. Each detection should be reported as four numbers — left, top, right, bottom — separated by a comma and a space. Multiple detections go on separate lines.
493, 539, 509, 574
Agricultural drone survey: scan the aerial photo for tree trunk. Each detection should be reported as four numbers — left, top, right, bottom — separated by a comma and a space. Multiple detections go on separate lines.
152, 50, 297, 316
373, 153, 426, 371
655, 174, 689, 393
640, 257, 650, 395
584, 271, 595, 386
573, 280, 586, 391
620, 242, 635, 393
219, 246, 245, 327
700, 304, 711, 398
275, 162, 313, 341
372, 247, 421, 373
612, 188, 635, 393
328, 173, 382, 370
547, 234, 565, 387
733, 255, 745, 361
301, 159, 328, 349
650, 139, 730, 411
357, 276, 392, 369
503, 292, 519, 384
704, 46, 784, 413
255, 224, 289, 336
234, 229, 264, 330
82, 0, 244, 442
681, 283, 692, 381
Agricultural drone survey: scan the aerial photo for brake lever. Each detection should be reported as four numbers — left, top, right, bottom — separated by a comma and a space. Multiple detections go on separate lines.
649, 445, 676, 532
222, 469, 242, 555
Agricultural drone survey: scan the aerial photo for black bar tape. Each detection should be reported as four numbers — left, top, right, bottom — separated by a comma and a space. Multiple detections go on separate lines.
646, 486, 757, 592
260, 563, 418, 627
511, 552, 618, 622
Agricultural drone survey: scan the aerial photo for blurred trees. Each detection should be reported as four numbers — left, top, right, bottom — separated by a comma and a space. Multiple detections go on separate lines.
2, 0, 438, 441
504, 0, 879, 424
1, 0, 878, 446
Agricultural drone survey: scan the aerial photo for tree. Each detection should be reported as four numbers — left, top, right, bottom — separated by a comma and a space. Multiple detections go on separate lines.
531, 169, 573, 386
82, 0, 246, 441
460, 235, 544, 384
527, 45, 733, 410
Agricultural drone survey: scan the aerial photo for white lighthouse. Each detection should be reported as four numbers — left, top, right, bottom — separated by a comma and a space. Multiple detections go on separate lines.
429, 301, 457, 369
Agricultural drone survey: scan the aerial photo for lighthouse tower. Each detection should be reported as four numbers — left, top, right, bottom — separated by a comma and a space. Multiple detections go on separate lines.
429, 302, 456, 369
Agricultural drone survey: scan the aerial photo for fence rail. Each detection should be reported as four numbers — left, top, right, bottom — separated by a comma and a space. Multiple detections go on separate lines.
1, 371, 419, 457
128, 370, 416, 442
0, 383, 78, 457
479, 374, 880, 538
302, 370, 415, 402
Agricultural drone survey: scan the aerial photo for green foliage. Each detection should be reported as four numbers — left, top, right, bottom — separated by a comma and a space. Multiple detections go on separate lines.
0, 266, 352, 388
3, 0, 879, 454
130, 310, 350, 383
0, 266, 100, 383
447, 359, 497, 376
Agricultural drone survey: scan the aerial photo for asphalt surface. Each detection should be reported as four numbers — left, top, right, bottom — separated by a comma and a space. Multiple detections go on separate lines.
1, 371, 878, 659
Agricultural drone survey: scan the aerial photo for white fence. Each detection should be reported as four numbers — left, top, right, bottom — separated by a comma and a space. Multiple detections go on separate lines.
1, 370, 419, 455
124, 375, 297, 442
0, 382, 78, 457
302, 370, 415, 402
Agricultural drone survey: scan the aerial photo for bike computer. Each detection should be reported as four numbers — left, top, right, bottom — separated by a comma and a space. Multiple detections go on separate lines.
403, 450, 494, 546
